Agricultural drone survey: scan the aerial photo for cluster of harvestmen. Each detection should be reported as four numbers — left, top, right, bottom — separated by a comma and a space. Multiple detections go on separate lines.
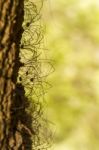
17, 0, 54, 149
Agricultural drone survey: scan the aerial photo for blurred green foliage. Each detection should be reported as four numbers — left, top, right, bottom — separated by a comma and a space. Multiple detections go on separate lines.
42, 0, 99, 149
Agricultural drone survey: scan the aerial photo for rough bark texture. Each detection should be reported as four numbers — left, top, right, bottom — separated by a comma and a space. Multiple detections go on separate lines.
0, 0, 32, 149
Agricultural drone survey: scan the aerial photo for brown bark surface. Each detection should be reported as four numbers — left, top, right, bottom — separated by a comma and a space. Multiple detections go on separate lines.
0, 0, 31, 149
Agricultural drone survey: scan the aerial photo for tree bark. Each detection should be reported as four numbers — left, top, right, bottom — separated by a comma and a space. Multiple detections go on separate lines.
0, 0, 26, 149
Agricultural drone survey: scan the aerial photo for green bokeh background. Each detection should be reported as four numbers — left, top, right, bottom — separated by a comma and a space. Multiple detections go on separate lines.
42, 0, 99, 149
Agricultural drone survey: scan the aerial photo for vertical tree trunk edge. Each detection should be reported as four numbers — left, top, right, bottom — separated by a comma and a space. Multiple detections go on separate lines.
0, 0, 33, 149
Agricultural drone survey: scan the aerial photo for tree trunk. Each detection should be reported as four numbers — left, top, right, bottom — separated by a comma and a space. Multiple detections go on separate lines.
0, 0, 29, 149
